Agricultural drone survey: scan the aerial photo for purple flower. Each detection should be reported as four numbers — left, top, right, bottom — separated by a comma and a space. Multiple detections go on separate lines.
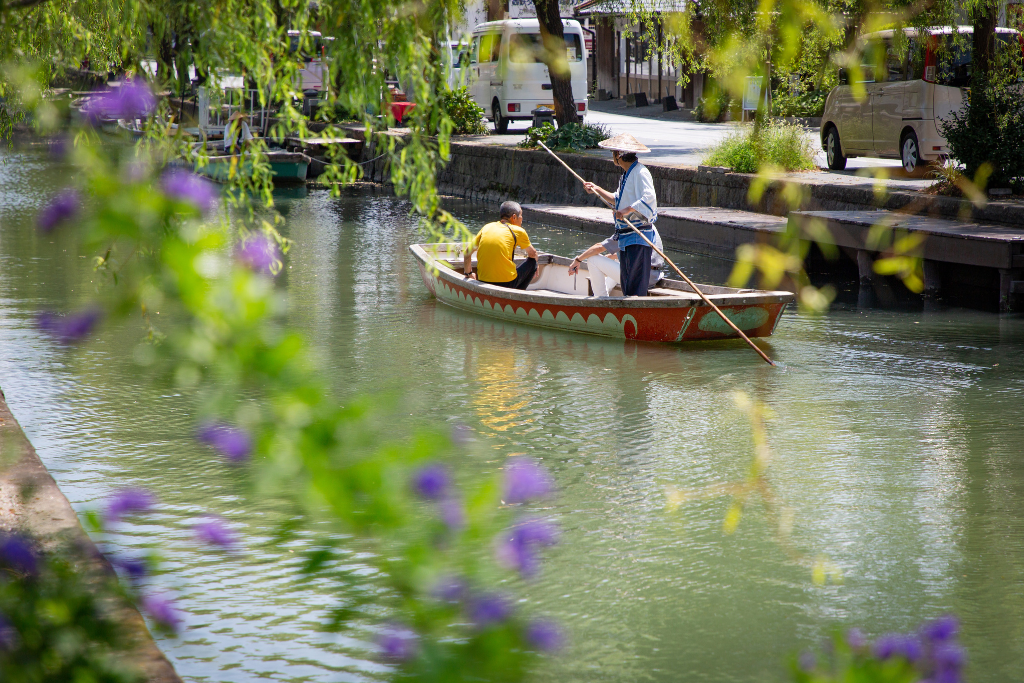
873, 633, 922, 662
525, 619, 564, 652
193, 518, 238, 550
197, 422, 252, 463
237, 234, 279, 274
438, 497, 465, 531
377, 623, 418, 660
495, 517, 559, 578
846, 628, 866, 649
86, 80, 155, 121
433, 575, 468, 603
37, 188, 80, 233
47, 136, 69, 160
798, 650, 816, 672
105, 488, 155, 523
933, 643, 966, 669
0, 614, 17, 651
162, 169, 218, 215
116, 555, 149, 581
469, 592, 512, 628
412, 464, 450, 500
0, 534, 38, 576
503, 458, 553, 504
114, 80, 156, 119
37, 306, 102, 343
923, 615, 959, 644
142, 593, 183, 635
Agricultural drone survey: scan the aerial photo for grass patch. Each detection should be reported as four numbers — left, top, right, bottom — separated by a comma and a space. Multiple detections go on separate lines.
702, 121, 816, 173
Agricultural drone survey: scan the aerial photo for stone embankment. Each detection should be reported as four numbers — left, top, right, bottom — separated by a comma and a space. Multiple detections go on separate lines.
0, 387, 181, 683
348, 129, 1024, 228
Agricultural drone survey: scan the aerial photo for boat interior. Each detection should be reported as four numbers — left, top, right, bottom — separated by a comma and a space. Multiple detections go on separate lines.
418, 244, 759, 299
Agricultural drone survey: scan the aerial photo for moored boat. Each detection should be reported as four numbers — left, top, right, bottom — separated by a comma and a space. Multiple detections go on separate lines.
191, 141, 311, 183
411, 243, 795, 343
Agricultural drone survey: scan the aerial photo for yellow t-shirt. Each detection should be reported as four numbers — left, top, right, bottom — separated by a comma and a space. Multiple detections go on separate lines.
473, 221, 532, 283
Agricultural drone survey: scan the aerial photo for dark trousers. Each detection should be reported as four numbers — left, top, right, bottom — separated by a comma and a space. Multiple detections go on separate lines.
619, 245, 653, 296
481, 258, 537, 290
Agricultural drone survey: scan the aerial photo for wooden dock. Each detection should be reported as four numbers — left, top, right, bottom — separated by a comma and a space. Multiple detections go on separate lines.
522, 204, 1024, 311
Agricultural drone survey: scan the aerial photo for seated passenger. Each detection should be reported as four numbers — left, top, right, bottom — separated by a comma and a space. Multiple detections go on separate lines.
567, 227, 665, 296
464, 201, 538, 290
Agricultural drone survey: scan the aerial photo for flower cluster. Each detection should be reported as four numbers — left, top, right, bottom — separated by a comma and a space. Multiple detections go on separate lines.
412, 463, 464, 531
83, 80, 155, 122
796, 615, 966, 683
162, 169, 218, 215
37, 307, 102, 344
197, 422, 252, 463
237, 234, 280, 275
37, 188, 80, 233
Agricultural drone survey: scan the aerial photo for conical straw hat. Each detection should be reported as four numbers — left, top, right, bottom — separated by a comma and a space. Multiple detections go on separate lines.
598, 133, 650, 153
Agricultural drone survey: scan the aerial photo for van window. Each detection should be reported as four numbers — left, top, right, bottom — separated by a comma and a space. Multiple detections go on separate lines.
508, 33, 584, 63
478, 33, 501, 63
931, 33, 1021, 87
884, 39, 905, 81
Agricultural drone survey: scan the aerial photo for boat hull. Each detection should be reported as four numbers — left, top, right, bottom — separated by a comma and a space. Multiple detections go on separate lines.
411, 244, 793, 343
195, 152, 310, 183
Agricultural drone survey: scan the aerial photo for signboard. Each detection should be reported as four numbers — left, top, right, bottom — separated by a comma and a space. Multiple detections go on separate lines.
509, 0, 535, 18
742, 76, 765, 111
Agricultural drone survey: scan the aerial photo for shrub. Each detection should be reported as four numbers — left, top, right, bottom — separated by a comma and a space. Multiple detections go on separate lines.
703, 120, 816, 173
694, 90, 732, 122
517, 121, 609, 152
545, 121, 610, 152
440, 86, 487, 135
940, 75, 1024, 191
517, 122, 556, 149
771, 89, 828, 117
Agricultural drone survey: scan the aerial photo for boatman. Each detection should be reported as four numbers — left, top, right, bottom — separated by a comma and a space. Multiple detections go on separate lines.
570, 133, 659, 297
225, 111, 254, 154
463, 200, 539, 289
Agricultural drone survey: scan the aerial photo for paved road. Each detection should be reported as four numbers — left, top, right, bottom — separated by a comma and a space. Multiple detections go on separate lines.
477, 103, 933, 192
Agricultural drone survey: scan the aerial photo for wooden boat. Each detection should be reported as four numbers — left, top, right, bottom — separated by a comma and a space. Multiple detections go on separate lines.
410, 243, 795, 343
191, 141, 311, 183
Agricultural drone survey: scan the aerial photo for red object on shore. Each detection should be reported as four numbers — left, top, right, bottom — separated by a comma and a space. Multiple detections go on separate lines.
389, 101, 416, 124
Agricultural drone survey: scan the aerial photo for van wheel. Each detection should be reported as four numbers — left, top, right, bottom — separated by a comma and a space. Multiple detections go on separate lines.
492, 102, 509, 134
825, 126, 847, 170
901, 131, 922, 174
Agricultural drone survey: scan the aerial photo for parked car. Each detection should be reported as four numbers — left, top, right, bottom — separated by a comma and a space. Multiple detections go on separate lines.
821, 26, 1022, 173
462, 18, 588, 133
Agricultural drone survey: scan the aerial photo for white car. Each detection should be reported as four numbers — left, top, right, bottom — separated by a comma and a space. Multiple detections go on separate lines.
463, 18, 589, 133
821, 26, 1021, 173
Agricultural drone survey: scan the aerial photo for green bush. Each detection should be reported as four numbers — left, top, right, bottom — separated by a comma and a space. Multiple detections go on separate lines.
694, 90, 732, 122
940, 75, 1024, 191
517, 122, 556, 148
771, 89, 828, 117
545, 121, 610, 152
440, 86, 487, 135
517, 121, 610, 152
703, 120, 816, 173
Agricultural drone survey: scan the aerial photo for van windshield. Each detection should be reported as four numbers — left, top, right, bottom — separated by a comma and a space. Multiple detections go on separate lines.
509, 33, 584, 63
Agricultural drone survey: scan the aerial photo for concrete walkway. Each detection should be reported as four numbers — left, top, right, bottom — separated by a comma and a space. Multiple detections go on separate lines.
458, 99, 939, 194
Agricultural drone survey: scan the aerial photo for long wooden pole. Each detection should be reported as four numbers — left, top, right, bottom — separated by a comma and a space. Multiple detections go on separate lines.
537, 141, 776, 366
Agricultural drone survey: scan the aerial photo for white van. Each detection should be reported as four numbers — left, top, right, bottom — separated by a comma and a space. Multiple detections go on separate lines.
463, 19, 589, 133
821, 26, 1022, 173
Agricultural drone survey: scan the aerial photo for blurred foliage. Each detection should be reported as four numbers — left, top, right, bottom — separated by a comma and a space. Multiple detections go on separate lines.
703, 120, 816, 173
0, 534, 142, 683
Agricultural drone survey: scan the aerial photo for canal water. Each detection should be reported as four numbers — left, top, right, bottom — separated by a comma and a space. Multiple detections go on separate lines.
2, 148, 1024, 683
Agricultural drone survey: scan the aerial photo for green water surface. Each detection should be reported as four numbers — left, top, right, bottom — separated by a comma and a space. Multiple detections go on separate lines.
1, 149, 1023, 683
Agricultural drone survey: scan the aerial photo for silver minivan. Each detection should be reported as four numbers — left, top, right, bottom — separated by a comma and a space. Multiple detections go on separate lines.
821, 26, 1021, 173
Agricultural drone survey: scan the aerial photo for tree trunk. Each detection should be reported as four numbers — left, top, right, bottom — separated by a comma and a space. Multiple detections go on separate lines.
534, 0, 580, 126
972, 0, 998, 89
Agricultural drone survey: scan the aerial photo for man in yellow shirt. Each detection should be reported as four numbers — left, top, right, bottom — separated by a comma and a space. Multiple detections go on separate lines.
463, 201, 538, 289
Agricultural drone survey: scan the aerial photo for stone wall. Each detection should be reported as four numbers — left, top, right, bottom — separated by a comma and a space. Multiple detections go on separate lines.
356, 134, 1024, 227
